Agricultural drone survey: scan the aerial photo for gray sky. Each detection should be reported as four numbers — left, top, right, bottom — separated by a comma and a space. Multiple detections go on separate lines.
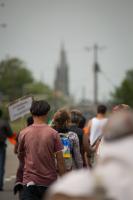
0, 0, 133, 101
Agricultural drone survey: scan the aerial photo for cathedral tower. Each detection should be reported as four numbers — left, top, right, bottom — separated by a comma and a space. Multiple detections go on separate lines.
54, 44, 69, 96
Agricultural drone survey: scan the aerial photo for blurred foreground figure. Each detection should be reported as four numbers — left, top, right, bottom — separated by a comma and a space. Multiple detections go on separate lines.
18, 100, 65, 200
0, 109, 13, 191
95, 109, 133, 200
46, 109, 133, 200
46, 169, 112, 200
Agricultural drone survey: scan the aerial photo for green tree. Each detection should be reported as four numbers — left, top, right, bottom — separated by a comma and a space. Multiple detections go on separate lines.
111, 70, 133, 107
24, 81, 68, 113
23, 81, 53, 98
0, 57, 33, 100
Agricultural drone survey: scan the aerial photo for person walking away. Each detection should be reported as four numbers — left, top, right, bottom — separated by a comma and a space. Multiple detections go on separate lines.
83, 105, 108, 167
78, 115, 88, 136
18, 100, 65, 200
0, 109, 13, 191
69, 110, 84, 158
52, 109, 83, 171
78, 115, 89, 167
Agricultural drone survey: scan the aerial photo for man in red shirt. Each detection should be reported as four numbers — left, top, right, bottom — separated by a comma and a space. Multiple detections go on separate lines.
18, 100, 65, 200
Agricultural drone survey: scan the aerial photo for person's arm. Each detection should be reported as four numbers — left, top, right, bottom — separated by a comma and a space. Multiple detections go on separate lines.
83, 120, 92, 153
54, 133, 66, 175
55, 151, 66, 176
83, 120, 93, 167
17, 132, 25, 163
14, 133, 19, 154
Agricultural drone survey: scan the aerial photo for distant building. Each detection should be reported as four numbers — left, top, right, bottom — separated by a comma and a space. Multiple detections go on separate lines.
54, 45, 69, 96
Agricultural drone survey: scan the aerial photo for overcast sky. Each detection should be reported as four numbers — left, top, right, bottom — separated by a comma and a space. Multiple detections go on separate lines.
0, 0, 133, 101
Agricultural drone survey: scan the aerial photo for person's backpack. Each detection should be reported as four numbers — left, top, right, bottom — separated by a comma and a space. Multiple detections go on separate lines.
59, 133, 73, 170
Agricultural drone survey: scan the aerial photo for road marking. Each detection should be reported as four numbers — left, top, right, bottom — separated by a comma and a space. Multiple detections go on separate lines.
4, 175, 16, 182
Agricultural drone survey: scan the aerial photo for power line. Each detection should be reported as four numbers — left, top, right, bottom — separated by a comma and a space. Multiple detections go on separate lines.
100, 69, 117, 89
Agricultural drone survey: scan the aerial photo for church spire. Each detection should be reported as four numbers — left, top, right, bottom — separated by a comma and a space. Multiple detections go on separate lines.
54, 44, 69, 96
60, 42, 67, 68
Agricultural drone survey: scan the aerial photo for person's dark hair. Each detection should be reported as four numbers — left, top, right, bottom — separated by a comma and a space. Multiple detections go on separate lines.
97, 105, 107, 114
78, 115, 86, 129
27, 116, 33, 126
70, 110, 82, 125
30, 100, 50, 116
53, 109, 70, 128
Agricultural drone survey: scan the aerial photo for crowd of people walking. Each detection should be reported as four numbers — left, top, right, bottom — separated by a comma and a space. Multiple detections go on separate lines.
0, 99, 133, 200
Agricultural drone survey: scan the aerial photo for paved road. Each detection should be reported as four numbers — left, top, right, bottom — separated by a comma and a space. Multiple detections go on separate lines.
0, 143, 19, 200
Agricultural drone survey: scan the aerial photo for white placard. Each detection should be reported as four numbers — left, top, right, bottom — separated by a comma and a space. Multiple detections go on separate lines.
8, 96, 33, 121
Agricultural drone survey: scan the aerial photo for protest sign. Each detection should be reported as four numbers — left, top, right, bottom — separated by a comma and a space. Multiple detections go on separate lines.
8, 96, 33, 121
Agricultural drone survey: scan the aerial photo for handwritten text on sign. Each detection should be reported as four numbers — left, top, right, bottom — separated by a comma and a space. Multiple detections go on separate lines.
8, 96, 33, 121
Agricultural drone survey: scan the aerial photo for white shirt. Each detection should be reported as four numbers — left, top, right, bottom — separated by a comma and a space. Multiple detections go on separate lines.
90, 117, 108, 146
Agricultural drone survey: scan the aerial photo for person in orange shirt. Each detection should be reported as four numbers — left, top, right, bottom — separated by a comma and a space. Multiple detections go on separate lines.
78, 115, 88, 135
78, 115, 90, 167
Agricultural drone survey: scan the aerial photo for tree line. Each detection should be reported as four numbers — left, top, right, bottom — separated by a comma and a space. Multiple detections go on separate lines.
0, 57, 67, 110
0, 56, 133, 108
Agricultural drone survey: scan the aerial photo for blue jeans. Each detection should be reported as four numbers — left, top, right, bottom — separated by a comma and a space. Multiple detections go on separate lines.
0, 146, 6, 190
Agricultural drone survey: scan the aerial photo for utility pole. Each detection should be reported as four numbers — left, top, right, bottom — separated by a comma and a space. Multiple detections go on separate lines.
85, 43, 105, 106
93, 44, 100, 106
